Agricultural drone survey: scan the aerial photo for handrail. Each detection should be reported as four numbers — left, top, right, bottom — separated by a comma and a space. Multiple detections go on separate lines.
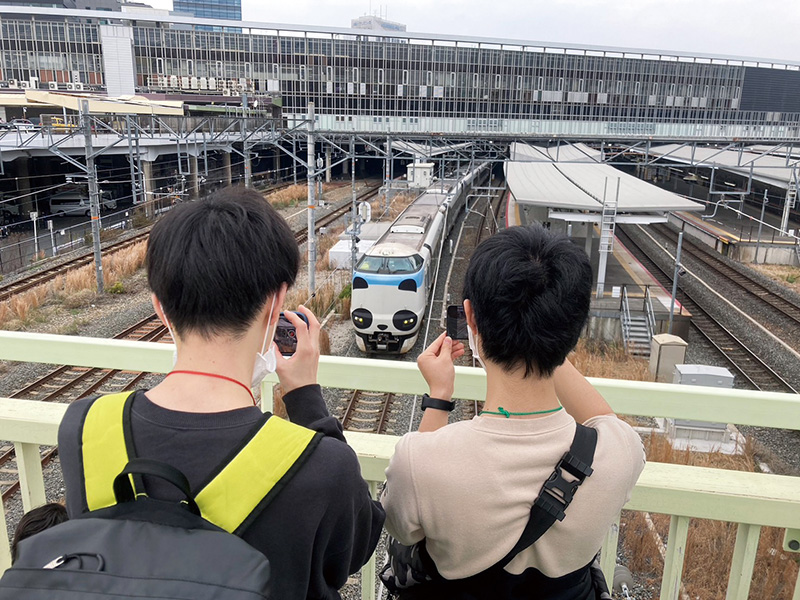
0, 331, 799, 600
620, 285, 632, 350
644, 285, 657, 338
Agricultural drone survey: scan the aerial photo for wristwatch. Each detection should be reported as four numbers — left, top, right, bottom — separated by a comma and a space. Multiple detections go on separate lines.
421, 394, 455, 412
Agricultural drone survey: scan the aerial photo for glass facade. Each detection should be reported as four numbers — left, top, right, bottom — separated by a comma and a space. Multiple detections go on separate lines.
1, 11, 799, 139
173, 0, 241, 31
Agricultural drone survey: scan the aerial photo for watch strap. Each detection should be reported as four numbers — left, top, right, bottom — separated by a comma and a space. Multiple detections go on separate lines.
421, 394, 455, 412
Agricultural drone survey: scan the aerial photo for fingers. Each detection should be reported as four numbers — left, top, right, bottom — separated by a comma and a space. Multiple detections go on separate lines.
422, 332, 447, 357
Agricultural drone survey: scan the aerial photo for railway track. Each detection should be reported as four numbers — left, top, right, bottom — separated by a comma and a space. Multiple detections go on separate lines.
616, 225, 798, 394
295, 185, 380, 245
340, 390, 396, 434
650, 222, 800, 331
475, 186, 506, 245
0, 230, 152, 304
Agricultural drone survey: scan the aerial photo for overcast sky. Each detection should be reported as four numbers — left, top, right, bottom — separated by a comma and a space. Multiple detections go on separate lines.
146, 0, 799, 62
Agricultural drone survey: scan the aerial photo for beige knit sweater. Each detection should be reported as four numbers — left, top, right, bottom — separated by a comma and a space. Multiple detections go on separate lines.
381, 410, 645, 580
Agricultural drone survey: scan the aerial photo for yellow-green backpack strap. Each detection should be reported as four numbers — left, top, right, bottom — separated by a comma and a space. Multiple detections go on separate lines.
194, 415, 322, 535
80, 391, 137, 511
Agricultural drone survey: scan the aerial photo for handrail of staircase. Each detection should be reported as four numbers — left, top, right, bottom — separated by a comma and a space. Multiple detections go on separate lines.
644, 285, 657, 338
620, 285, 632, 350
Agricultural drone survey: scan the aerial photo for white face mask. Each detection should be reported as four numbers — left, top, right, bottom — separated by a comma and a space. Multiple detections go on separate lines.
251, 295, 278, 388
467, 325, 485, 369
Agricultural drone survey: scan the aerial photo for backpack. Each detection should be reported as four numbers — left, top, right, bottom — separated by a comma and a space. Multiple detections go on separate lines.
0, 391, 322, 600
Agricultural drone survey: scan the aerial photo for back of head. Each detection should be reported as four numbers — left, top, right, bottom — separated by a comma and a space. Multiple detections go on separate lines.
11, 502, 68, 564
146, 187, 299, 338
463, 225, 592, 378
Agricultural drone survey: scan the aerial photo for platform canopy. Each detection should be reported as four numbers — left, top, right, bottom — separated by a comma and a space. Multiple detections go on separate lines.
646, 144, 800, 190
506, 143, 704, 214
391, 140, 472, 160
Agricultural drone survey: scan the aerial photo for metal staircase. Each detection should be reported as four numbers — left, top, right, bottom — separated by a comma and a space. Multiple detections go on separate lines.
620, 286, 655, 358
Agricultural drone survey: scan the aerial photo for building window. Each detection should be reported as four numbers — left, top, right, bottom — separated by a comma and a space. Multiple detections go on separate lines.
326, 65, 333, 81
451, 72, 456, 87
352, 67, 359, 83
216, 61, 224, 78
186, 59, 193, 76
402, 69, 409, 85
156, 57, 164, 73
473, 72, 479, 88
377, 68, 384, 84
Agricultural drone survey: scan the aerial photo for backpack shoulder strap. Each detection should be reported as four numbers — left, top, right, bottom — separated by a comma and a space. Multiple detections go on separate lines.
194, 414, 323, 535
80, 391, 137, 511
496, 422, 598, 568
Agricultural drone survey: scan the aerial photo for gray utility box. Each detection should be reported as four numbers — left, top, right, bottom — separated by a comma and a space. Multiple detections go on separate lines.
650, 334, 688, 383
671, 364, 734, 442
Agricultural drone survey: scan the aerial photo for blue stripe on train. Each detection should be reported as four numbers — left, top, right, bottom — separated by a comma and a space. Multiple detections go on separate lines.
353, 269, 425, 288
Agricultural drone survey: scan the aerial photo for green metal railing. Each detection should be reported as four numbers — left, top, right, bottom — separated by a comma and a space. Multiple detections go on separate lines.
0, 330, 799, 600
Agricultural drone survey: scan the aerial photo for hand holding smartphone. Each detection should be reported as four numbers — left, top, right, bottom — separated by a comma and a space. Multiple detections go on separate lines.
446, 305, 468, 340
274, 311, 310, 356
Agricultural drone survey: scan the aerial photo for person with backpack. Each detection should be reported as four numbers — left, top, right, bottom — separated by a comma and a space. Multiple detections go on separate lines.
50, 187, 385, 599
380, 225, 646, 599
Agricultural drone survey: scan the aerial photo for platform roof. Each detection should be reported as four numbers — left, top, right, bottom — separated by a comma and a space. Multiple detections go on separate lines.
391, 140, 472, 159
506, 143, 703, 213
0, 90, 185, 116
510, 142, 601, 163
647, 144, 800, 190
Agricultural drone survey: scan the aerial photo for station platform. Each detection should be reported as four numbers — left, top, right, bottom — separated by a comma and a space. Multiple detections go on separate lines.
668, 202, 800, 264
506, 194, 688, 340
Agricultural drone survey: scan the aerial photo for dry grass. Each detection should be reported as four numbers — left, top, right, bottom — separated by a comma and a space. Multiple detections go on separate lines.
370, 192, 417, 222
316, 225, 346, 271
752, 264, 800, 294
264, 183, 336, 210
569, 338, 654, 381
0, 241, 148, 329
621, 432, 798, 599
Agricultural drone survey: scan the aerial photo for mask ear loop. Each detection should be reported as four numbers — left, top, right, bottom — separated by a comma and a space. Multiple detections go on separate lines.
260, 294, 278, 355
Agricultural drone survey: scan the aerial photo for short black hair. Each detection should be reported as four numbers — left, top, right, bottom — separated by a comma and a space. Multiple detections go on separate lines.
147, 187, 299, 338
11, 502, 68, 564
462, 225, 592, 378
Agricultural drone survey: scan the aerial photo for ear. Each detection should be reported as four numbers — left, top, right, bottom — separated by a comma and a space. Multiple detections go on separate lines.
152, 293, 166, 324
463, 299, 479, 335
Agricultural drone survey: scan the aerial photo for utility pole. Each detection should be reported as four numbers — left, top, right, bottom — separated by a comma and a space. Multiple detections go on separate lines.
242, 93, 252, 188
307, 102, 316, 295
82, 99, 104, 293
350, 135, 359, 277
668, 231, 684, 335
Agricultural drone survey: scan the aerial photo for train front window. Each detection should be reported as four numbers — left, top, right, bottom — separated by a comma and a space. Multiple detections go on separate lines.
386, 255, 423, 274
356, 255, 382, 273
356, 254, 423, 274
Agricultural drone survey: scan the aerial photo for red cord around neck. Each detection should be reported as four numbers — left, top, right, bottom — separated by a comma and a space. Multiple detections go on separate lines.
166, 370, 256, 406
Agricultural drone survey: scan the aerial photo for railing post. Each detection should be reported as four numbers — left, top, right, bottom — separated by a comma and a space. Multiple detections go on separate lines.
660, 515, 690, 600
726, 523, 761, 600
600, 513, 621, 589
14, 442, 46, 513
361, 480, 379, 600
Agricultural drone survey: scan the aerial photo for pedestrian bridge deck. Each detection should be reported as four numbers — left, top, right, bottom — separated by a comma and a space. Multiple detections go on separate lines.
0, 330, 799, 600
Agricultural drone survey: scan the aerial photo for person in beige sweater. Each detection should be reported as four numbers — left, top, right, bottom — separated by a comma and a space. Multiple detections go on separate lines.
381, 225, 645, 599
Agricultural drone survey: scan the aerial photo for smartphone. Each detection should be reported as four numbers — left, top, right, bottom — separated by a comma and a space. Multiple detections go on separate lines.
274, 312, 310, 356
446, 305, 468, 340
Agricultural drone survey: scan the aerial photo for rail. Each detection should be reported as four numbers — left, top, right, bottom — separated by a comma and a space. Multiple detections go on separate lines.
0, 331, 799, 600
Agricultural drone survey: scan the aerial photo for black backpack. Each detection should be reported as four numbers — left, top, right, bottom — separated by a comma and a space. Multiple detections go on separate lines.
0, 392, 322, 600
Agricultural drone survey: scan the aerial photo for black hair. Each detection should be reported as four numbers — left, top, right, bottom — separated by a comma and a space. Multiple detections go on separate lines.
11, 502, 68, 564
462, 225, 592, 378
146, 186, 299, 338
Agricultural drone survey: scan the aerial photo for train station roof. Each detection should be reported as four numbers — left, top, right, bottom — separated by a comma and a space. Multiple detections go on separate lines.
391, 140, 473, 160
506, 143, 704, 214
0, 90, 184, 116
646, 144, 800, 190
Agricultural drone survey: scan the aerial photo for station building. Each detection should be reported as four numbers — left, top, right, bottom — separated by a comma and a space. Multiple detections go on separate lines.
0, 6, 798, 139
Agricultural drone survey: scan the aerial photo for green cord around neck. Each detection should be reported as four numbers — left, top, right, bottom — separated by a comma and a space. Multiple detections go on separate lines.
481, 406, 563, 418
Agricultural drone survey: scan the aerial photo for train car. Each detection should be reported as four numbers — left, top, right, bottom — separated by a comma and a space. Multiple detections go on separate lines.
350, 163, 489, 353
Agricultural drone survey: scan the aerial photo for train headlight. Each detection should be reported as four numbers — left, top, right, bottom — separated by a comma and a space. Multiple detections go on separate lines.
351, 308, 373, 329
393, 310, 418, 332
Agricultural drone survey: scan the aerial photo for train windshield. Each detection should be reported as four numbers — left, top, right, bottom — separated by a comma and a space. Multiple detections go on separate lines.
356, 254, 423, 274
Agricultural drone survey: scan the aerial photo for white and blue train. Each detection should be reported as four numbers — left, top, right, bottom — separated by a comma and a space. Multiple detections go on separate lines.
350, 163, 490, 353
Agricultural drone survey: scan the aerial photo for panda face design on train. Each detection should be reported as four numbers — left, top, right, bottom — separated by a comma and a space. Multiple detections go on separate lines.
351, 246, 427, 354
